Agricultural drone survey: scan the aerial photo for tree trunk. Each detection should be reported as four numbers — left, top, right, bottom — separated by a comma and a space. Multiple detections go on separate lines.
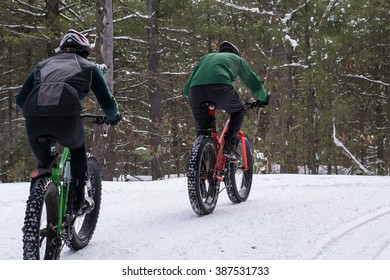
94, 0, 116, 180
306, 86, 317, 174
304, 2, 317, 174
45, 0, 60, 56
147, 0, 164, 180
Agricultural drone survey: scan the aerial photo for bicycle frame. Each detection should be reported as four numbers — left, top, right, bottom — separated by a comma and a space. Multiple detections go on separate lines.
36, 141, 71, 237
208, 107, 249, 182
45, 113, 107, 237
23, 114, 106, 260
52, 147, 70, 236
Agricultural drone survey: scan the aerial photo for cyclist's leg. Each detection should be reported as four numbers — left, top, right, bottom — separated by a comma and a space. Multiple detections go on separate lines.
39, 117, 89, 213
209, 86, 245, 159
189, 85, 213, 136
70, 146, 89, 213
212, 86, 245, 141
57, 118, 89, 214
47, 117, 86, 180
25, 117, 52, 170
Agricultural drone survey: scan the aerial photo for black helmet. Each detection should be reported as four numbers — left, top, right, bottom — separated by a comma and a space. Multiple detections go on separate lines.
218, 41, 240, 56
60, 29, 91, 57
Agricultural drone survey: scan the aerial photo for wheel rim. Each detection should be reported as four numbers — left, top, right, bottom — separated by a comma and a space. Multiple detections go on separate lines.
225, 138, 253, 203
199, 142, 218, 207
38, 206, 49, 259
234, 143, 249, 197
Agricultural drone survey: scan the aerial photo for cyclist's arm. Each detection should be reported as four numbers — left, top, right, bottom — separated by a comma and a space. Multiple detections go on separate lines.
90, 66, 120, 121
238, 59, 267, 102
16, 69, 35, 112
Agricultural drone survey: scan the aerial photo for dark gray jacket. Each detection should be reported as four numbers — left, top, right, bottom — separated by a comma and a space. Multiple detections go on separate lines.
17, 53, 119, 120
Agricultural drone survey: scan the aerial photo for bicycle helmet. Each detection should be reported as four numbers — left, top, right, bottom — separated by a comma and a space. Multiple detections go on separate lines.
218, 41, 241, 56
60, 29, 91, 57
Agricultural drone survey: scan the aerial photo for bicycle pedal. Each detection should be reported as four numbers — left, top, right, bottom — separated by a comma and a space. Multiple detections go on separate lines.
224, 154, 240, 162
76, 197, 95, 216
223, 147, 240, 162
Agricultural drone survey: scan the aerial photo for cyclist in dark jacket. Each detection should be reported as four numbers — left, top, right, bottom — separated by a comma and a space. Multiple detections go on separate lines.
183, 41, 269, 159
16, 29, 121, 214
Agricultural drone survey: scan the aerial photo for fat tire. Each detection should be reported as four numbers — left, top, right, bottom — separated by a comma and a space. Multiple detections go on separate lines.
22, 178, 59, 260
67, 156, 102, 250
187, 135, 220, 215
225, 136, 253, 203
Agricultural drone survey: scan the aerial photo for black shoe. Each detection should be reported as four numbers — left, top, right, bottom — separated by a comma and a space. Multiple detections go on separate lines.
71, 178, 92, 216
75, 197, 94, 216
223, 142, 240, 161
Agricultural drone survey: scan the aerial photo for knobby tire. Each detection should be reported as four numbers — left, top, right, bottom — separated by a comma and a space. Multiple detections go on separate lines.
22, 177, 59, 260
225, 136, 253, 203
187, 135, 220, 215
67, 156, 102, 250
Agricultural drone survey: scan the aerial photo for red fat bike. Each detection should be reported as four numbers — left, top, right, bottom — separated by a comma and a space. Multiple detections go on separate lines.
187, 101, 258, 215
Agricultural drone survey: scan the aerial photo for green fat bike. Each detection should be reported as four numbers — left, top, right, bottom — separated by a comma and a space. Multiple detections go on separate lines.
22, 114, 107, 260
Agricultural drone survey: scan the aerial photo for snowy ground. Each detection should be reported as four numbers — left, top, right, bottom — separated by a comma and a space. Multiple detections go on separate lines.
1, 174, 390, 260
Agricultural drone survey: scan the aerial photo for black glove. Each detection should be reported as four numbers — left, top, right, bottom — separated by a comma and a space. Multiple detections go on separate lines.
255, 95, 270, 107
248, 95, 269, 109
107, 114, 122, 126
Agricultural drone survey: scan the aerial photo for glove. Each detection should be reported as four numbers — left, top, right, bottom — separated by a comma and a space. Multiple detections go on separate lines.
255, 95, 270, 107
96, 64, 108, 74
248, 95, 269, 109
107, 114, 122, 126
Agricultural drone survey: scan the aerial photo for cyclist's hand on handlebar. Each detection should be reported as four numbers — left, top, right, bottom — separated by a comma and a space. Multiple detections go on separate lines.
92, 116, 107, 125
251, 95, 270, 108
96, 63, 108, 74
106, 113, 122, 126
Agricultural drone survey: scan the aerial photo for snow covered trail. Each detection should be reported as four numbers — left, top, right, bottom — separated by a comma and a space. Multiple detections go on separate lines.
305, 206, 390, 260
0, 174, 389, 260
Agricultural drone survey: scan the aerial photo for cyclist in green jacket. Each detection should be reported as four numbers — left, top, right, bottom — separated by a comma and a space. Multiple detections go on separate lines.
183, 41, 269, 159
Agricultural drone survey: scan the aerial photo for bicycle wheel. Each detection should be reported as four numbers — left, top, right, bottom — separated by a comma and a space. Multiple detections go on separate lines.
23, 177, 60, 260
187, 135, 220, 215
67, 156, 102, 250
225, 136, 253, 203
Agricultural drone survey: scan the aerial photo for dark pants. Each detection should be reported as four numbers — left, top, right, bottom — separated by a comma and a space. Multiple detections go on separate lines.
25, 117, 87, 182
189, 84, 245, 142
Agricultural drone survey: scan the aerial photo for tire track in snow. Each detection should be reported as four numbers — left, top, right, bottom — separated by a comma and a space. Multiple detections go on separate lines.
304, 206, 390, 259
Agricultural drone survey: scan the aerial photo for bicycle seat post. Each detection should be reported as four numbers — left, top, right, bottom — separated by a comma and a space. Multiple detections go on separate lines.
50, 142, 57, 156
204, 102, 217, 134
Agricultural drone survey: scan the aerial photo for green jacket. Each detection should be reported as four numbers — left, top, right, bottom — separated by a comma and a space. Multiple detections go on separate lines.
183, 52, 267, 101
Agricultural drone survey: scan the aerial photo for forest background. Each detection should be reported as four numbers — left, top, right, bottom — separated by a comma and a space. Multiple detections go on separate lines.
0, 0, 388, 182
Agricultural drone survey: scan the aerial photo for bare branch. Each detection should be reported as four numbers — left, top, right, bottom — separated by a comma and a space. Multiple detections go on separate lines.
15, 0, 46, 13
215, 0, 275, 16
344, 74, 389, 87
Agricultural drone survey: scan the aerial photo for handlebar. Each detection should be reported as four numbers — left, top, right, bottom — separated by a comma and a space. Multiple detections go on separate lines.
244, 100, 268, 109
81, 114, 109, 125
202, 100, 267, 112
